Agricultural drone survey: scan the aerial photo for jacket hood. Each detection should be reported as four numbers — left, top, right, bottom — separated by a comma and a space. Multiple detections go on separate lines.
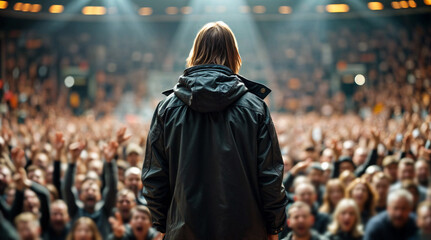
164, 64, 271, 113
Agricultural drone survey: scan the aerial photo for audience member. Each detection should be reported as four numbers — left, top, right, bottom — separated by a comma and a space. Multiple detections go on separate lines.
325, 199, 363, 240
363, 189, 417, 240
66, 217, 103, 240
285, 201, 326, 240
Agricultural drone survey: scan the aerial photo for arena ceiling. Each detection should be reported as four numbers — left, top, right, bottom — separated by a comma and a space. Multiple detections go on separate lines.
0, 0, 430, 21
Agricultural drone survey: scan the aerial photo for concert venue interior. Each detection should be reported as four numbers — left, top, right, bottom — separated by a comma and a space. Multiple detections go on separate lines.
0, 1, 431, 240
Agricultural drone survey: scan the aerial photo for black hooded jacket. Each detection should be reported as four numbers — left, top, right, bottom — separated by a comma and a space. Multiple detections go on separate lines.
142, 64, 288, 240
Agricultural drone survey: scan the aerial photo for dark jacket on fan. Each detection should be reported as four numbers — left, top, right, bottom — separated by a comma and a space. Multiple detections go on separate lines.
324, 230, 363, 240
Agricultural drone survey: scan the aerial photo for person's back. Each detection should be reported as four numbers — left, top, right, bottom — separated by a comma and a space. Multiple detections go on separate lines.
142, 22, 287, 240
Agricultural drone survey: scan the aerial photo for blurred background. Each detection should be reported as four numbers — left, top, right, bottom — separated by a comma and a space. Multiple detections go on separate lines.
1, 0, 430, 122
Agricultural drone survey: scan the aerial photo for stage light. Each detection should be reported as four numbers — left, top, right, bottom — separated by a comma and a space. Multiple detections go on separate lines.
253, 5, 266, 14
181, 6, 192, 14
14, 2, 22, 11
49, 5, 64, 13
279, 6, 292, 14
22, 3, 31, 12
368, 2, 384, 10
0, 1, 8, 9
82, 6, 106, 15
400, 1, 409, 8
425, 0, 431, 5
31, 4, 41, 13
64, 76, 75, 88
326, 4, 350, 13
165, 6, 178, 15
391, 1, 401, 8
409, 0, 417, 7
239, 5, 250, 13
139, 7, 152, 16
354, 74, 366, 86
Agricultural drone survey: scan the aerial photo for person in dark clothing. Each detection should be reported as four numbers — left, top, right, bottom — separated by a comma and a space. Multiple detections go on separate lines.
390, 158, 428, 202
0, 165, 25, 223
44, 200, 71, 240
109, 205, 159, 240
124, 167, 146, 206
0, 209, 20, 239
411, 200, 431, 240
0, 164, 13, 196
371, 172, 391, 213
284, 202, 326, 240
62, 141, 118, 239
142, 21, 288, 240
307, 163, 326, 206
296, 183, 331, 234
282, 159, 311, 194
21, 180, 51, 234
364, 189, 417, 240
331, 130, 380, 179
280, 182, 331, 239
325, 199, 364, 240
52, 132, 66, 200
114, 189, 137, 224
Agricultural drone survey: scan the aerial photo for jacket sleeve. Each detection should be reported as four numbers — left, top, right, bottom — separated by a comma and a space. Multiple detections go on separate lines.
53, 160, 62, 199
8, 189, 24, 222
30, 182, 51, 232
257, 105, 288, 235
102, 161, 118, 216
282, 172, 295, 191
355, 149, 377, 177
0, 189, 24, 222
62, 163, 79, 217
331, 160, 341, 179
363, 221, 379, 240
141, 103, 170, 234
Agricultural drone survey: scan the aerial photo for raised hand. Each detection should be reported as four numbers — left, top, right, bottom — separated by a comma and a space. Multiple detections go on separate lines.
103, 140, 119, 163
13, 167, 31, 191
329, 138, 342, 159
11, 147, 26, 169
402, 133, 412, 152
116, 127, 132, 146
370, 129, 381, 149
69, 141, 86, 163
54, 132, 65, 160
384, 133, 396, 151
109, 212, 125, 238
290, 159, 312, 176
1, 127, 12, 147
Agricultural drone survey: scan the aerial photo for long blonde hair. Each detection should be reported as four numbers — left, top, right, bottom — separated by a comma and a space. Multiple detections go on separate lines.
328, 198, 364, 237
186, 21, 242, 74
345, 178, 378, 217
319, 179, 345, 214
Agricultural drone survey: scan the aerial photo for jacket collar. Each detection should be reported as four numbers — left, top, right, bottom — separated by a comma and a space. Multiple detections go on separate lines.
162, 64, 271, 100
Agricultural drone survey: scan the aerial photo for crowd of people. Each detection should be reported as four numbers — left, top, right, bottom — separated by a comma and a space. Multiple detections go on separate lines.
1, 106, 431, 240
0, 14, 430, 240
2, 17, 430, 116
